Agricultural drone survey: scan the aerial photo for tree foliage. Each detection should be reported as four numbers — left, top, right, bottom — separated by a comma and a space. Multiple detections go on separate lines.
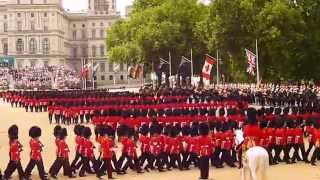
106, 0, 320, 82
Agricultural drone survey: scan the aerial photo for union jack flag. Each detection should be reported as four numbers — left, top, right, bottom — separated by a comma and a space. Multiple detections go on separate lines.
245, 49, 256, 76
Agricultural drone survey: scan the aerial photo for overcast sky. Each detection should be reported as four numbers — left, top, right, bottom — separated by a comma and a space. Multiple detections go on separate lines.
63, 0, 133, 15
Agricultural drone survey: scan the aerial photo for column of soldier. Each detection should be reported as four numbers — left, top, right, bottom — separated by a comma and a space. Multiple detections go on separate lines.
1, 87, 320, 180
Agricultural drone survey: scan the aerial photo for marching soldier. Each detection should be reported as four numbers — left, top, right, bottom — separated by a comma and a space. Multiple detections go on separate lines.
3, 125, 25, 180
24, 126, 48, 180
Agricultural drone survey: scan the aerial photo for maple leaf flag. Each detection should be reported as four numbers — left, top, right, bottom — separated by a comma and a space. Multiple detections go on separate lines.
202, 54, 216, 80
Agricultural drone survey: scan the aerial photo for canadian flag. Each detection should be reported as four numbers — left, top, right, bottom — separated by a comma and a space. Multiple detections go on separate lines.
202, 54, 216, 80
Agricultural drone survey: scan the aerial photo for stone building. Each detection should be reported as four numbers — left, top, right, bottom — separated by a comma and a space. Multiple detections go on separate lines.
0, 0, 128, 86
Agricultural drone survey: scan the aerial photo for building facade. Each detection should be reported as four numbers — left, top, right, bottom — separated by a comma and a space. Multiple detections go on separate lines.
0, 0, 128, 86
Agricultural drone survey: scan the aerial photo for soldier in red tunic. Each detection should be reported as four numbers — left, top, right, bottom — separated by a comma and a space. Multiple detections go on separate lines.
220, 129, 236, 167
49, 128, 76, 178
186, 126, 199, 168
70, 125, 85, 171
24, 126, 48, 180
49, 125, 62, 176
292, 122, 307, 163
3, 125, 25, 180
198, 123, 212, 180
168, 126, 183, 170
149, 123, 164, 172
138, 124, 152, 171
310, 123, 320, 166
79, 127, 99, 177
274, 124, 286, 163
96, 126, 115, 179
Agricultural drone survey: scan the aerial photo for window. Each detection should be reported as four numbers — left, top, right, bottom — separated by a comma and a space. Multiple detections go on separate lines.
17, 0, 20, 4
81, 30, 86, 39
109, 62, 113, 72
31, 13, 34, 17
81, 46, 87, 57
44, 60, 49, 67
72, 30, 77, 40
17, 13, 21, 17
92, 23, 95, 27
120, 63, 124, 71
73, 24, 76, 28
3, 43, 8, 55
92, 45, 96, 57
120, 75, 124, 81
82, 24, 85, 28
16, 39, 24, 53
100, 29, 104, 38
100, 62, 105, 72
112, 0, 115, 9
29, 38, 37, 54
31, 22, 35, 31
44, 0, 47, 3
44, 25, 48, 31
42, 38, 49, 54
91, 29, 96, 39
109, 75, 113, 80
4, 15, 7, 19
94, 0, 109, 11
3, 23, 7, 32
44, 12, 47, 17
17, 61, 22, 69
72, 47, 77, 57
30, 60, 36, 67
17, 21, 22, 31
100, 22, 104, 26
100, 45, 105, 56
101, 75, 105, 81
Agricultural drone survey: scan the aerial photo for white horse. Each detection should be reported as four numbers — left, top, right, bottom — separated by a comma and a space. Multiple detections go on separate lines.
235, 130, 269, 180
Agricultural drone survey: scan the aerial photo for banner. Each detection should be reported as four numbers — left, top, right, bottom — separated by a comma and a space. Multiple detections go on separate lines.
245, 49, 256, 76
202, 54, 216, 80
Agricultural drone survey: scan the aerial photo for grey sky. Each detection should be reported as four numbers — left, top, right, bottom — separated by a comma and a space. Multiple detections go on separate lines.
63, 0, 133, 15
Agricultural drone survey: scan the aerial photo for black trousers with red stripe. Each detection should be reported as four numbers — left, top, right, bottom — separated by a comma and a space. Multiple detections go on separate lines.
4, 160, 24, 179
199, 156, 209, 179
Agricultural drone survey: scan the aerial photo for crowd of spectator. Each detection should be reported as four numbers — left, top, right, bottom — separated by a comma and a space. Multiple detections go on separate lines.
0, 66, 81, 90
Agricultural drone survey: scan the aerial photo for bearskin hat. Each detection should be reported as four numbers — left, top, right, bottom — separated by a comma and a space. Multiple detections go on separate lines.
219, 108, 225, 116
257, 109, 263, 117
275, 108, 282, 115
82, 127, 92, 139
292, 107, 298, 115
106, 125, 114, 137
53, 125, 62, 138
268, 107, 274, 114
283, 107, 290, 115
73, 125, 82, 136
94, 125, 102, 137
60, 128, 68, 139
163, 124, 173, 136
8, 124, 18, 140
117, 124, 129, 137
199, 122, 209, 136
99, 126, 108, 136
29, 126, 41, 138
139, 124, 149, 136
181, 124, 191, 136
246, 108, 257, 125
150, 122, 162, 135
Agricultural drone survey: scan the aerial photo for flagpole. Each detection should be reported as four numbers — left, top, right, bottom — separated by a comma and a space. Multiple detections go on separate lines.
92, 58, 95, 89
216, 50, 219, 85
190, 49, 193, 79
256, 39, 260, 86
169, 51, 172, 76
84, 58, 87, 90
